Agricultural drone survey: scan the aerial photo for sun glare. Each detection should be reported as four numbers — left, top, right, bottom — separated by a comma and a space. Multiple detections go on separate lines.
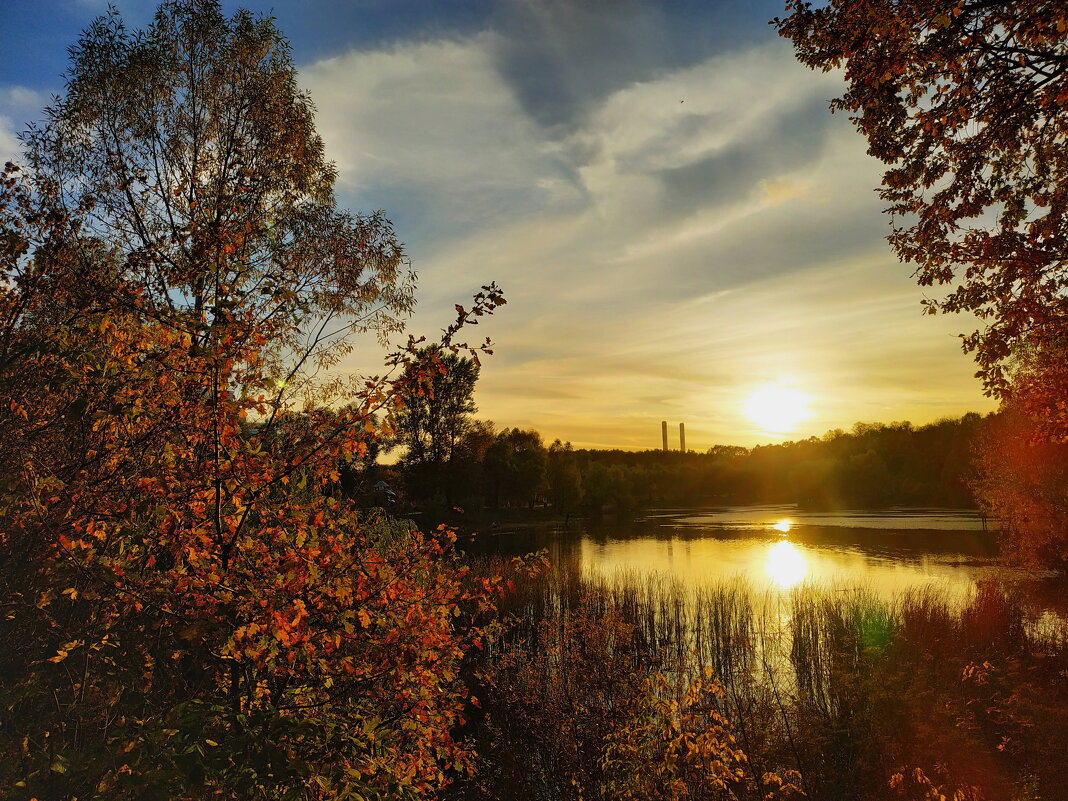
743, 385, 812, 434
765, 540, 806, 590
772, 519, 792, 533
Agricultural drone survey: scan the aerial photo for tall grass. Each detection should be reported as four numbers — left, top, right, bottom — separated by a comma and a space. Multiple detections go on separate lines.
455, 556, 1068, 801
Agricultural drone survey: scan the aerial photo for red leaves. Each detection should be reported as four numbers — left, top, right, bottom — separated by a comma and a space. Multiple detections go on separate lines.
0, 2, 510, 795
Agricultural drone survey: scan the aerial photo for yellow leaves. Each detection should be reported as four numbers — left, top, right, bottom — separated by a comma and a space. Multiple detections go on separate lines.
61, 587, 79, 600
48, 640, 84, 663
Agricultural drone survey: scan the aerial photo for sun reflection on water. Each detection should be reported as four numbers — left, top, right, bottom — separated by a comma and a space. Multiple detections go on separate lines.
772, 519, 793, 533
765, 540, 806, 589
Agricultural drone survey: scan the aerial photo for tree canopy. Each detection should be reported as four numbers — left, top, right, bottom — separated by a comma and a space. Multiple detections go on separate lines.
395, 347, 480, 468
0, 2, 504, 798
775, 1, 1068, 409
776, 1, 1068, 563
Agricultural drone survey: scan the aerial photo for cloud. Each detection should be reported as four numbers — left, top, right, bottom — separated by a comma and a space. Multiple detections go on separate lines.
300, 34, 581, 241
0, 86, 46, 165
0, 118, 20, 166
300, 34, 994, 448
486, 0, 791, 132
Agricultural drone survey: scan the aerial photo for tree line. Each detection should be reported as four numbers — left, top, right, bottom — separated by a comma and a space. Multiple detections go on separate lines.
388, 357, 989, 516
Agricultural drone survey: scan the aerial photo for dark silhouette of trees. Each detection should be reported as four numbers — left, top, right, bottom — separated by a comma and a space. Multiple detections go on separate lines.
484, 428, 548, 509
547, 440, 584, 520
396, 347, 480, 467
394, 414, 988, 520
557, 416, 986, 512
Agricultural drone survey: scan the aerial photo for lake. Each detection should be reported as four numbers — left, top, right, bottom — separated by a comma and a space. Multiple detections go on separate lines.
462, 507, 1068, 799
471, 504, 1063, 612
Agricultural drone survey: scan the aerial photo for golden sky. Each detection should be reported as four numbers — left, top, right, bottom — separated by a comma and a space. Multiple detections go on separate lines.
299, 36, 996, 449
3, 2, 998, 449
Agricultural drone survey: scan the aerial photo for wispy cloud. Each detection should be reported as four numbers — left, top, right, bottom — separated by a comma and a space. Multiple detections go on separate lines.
301, 32, 994, 449
300, 35, 581, 240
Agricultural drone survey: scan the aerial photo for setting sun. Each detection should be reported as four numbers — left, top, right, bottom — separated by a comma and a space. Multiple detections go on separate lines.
743, 385, 813, 435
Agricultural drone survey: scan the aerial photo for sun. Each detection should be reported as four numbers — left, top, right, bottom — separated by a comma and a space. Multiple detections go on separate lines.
742, 384, 812, 434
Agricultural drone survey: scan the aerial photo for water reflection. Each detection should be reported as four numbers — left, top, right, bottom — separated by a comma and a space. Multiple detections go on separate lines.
558, 508, 1009, 603
465, 506, 1022, 605
765, 540, 806, 589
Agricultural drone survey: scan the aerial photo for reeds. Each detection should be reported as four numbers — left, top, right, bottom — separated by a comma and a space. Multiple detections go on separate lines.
457, 556, 1068, 801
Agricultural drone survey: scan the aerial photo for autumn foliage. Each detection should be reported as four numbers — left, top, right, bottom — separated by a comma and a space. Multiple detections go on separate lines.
775, 1, 1068, 408
776, 1, 1068, 563
0, 2, 505, 798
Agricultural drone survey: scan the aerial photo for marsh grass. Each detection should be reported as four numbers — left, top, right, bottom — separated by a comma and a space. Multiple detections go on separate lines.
456, 556, 1068, 801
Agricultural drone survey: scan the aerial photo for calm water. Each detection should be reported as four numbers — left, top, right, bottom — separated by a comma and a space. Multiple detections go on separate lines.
472, 505, 1058, 607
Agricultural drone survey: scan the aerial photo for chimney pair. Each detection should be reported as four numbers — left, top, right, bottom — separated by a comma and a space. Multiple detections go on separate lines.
661, 421, 685, 452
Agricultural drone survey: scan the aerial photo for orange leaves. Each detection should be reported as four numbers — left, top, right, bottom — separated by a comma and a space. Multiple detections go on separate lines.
0, 5, 503, 798
47, 640, 84, 663
341, 437, 369, 459
776, 0, 1068, 400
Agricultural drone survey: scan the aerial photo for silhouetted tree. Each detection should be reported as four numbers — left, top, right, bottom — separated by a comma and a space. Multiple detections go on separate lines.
484, 428, 547, 509
776, 1, 1068, 405
547, 439, 584, 521
396, 347, 480, 466
395, 346, 480, 505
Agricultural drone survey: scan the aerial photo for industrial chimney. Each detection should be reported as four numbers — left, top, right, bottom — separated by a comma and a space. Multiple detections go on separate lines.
661, 420, 668, 451
679, 423, 686, 453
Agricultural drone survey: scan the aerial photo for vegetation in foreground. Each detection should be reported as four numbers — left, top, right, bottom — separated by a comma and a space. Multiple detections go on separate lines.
1, 2, 506, 798
457, 559, 1068, 801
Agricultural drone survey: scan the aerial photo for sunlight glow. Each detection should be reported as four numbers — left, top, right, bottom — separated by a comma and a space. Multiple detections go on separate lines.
765, 540, 806, 589
772, 519, 793, 533
742, 385, 812, 434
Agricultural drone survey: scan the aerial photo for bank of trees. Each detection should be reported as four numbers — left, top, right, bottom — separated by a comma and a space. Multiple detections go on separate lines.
568, 415, 984, 512
394, 413, 988, 516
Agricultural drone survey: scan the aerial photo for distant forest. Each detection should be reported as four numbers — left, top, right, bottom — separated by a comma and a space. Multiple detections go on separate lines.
386, 407, 988, 516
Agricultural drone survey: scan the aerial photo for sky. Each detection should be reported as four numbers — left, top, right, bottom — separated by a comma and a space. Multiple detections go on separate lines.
1, 0, 998, 450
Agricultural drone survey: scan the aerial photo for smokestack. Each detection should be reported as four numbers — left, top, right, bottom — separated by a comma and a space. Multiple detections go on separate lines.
661, 420, 668, 451
679, 423, 686, 453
